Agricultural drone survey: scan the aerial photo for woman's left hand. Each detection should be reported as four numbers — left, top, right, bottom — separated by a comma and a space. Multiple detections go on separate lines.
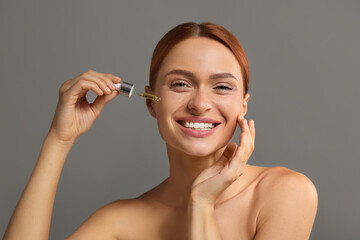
190, 116, 255, 206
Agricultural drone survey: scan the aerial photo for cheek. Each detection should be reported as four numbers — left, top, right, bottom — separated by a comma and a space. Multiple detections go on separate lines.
216, 97, 242, 121
155, 88, 188, 114
217, 100, 241, 143
153, 89, 184, 130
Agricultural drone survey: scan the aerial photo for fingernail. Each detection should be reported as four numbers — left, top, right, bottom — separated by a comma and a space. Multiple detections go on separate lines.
251, 120, 254, 127
114, 83, 121, 91
113, 76, 121, 81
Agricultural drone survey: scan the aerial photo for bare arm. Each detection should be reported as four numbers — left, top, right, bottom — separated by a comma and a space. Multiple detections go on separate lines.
3, 131, 73, 240
187, 117, 255, 240
3, 70, 122, 240
188, 170, 318, 240
187, 118, 317, 239
188, 200, 222, 240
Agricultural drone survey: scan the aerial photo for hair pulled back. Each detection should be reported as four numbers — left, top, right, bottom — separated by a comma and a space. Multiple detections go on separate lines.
149, 22, 249, 96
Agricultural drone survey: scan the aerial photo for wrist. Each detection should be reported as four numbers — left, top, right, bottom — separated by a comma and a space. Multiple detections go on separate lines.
188, 199, 215, 214
188, 199, 220, 240
46, 129, 75, 148
189, 193, 216, 207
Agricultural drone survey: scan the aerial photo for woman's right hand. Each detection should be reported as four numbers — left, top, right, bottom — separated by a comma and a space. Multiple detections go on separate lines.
48, 70, 122, 144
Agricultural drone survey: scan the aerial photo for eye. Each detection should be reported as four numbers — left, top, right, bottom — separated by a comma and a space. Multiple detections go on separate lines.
170, 80, 190, 88
214, 85, 233, 91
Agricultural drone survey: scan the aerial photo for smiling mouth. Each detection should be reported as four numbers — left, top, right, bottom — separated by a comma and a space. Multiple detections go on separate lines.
176, 120, 221, 130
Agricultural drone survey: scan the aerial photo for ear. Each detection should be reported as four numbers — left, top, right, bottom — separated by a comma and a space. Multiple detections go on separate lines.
240, 93, 250, 119
145, 85, 157, 118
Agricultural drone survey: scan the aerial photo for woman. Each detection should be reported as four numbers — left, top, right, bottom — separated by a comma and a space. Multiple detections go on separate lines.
4, 22, 318, 240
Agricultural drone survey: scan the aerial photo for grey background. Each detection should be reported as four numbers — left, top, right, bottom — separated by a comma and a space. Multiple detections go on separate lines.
1, 0, 359, 239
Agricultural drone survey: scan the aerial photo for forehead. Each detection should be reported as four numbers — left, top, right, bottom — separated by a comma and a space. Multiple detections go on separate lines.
157, 37, 242, 80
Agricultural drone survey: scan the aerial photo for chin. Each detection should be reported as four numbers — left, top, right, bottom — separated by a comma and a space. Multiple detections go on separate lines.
175, 141, 226, 158
185, 149, 214, 157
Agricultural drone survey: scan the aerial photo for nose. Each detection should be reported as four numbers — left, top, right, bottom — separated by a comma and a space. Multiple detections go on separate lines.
187, 88, 213, 115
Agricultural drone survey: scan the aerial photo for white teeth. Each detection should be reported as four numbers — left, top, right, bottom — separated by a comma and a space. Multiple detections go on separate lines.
180, 121, 217, 130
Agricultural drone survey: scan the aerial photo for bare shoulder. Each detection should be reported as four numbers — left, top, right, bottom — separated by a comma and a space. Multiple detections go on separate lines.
253, 166, 318, 239
65, 198, 145, 240
255, 166, 318, 198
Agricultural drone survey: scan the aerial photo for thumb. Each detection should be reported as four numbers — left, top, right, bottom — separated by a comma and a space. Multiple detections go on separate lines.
216, 142, 237, 166
90, 91, 119, 116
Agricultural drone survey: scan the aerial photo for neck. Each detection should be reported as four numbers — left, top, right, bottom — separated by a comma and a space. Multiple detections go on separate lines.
159, 143, 226, 211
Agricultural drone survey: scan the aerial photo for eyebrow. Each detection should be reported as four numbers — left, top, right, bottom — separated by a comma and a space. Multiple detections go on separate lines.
164, 69, 238, 81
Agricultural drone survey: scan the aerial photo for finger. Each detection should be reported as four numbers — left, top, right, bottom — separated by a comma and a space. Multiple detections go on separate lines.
218, 118, 254, 182
242, 118, 255, 152
239, 116, 250, 135
106, 73, 122, 83
216, 142, 237, 166
60, 70, 109, 94
60, 70, 97, 92
249, 119, 255, 147
228, 130, 248, 170
239, 117, 255, 149
60, 81, 102, 111
90, 90, 119, 116
226, 118, 250, 172
64, 79, 104, 97
90, 71, 122, 91
82, 71, 114, 95
61, 70, 122, 93
59, 76, 81, 93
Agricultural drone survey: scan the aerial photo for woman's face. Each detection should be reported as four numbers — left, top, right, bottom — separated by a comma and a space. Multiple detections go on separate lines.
146, 37, 250, 157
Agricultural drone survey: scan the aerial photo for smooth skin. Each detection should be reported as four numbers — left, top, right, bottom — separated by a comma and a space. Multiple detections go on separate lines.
3, 37, 318, 240
3, 70, 122, 240
142, 37, 318, 239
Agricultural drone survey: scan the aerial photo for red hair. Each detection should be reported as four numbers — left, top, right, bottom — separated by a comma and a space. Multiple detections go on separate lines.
149, 22, 250, 96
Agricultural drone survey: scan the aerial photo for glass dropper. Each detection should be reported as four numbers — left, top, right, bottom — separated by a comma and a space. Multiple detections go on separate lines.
114, 82, 161, 101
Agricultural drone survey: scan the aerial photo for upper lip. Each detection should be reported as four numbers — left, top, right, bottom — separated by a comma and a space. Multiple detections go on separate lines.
174, 116, 222, 124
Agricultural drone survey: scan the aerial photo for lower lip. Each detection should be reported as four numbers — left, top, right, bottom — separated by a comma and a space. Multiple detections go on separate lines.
176, 122, 220, 138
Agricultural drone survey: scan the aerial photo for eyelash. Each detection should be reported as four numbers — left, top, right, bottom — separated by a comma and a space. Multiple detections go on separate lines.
171, 81, 189, 88
215, 85, 233, 91
170, 81, 233, 91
